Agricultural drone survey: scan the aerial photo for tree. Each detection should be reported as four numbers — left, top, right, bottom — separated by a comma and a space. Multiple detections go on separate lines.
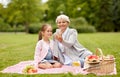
47, 0, 65, 21
46, 0, 120, 32
12, 0, 41, 33
112, 0, 120, 32
95, 0, 114, 31
0, 0, 41, 33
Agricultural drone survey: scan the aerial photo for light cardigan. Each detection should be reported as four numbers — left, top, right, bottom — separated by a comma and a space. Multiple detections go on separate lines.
58, 28, 72, 65
53, 27, 92, 64
34, 39, 53, 67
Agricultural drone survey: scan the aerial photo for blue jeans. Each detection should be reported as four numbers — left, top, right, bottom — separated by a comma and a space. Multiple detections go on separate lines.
79, 58, 85, 68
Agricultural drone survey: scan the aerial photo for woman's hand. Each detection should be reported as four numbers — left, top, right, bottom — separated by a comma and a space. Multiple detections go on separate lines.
55, 31, 63, 42
54, 32, 63, 42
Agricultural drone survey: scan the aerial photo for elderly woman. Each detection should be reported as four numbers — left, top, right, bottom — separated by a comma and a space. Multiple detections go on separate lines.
53, 14, 92, 68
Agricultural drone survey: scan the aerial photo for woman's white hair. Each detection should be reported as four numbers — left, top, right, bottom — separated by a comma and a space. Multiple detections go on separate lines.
56, 14, 70, 23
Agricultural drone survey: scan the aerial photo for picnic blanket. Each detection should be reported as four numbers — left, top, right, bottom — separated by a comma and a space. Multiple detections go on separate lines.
0, 60, 117, 75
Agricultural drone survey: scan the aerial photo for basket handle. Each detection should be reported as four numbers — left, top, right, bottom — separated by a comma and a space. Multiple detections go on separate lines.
96, 48, 104, 60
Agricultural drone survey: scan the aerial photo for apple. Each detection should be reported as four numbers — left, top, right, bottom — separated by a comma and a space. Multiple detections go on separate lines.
27, 68, 37, 73
27, 68, 33, 73
32, 68, 37, 73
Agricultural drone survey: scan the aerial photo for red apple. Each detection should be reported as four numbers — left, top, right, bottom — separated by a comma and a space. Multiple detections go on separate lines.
32, 68, 37, 73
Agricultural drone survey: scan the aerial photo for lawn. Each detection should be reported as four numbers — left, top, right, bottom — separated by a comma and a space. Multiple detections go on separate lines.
0, 32, 120, 77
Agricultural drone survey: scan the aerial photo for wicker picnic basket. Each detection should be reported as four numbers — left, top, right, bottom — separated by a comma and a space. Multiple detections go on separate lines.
85, 48, 115, 75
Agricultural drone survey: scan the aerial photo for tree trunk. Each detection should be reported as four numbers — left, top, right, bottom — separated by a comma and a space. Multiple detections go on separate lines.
24, 22, 29, 33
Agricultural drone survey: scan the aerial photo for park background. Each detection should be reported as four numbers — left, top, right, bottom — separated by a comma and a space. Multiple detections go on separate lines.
0, 0, 120, 77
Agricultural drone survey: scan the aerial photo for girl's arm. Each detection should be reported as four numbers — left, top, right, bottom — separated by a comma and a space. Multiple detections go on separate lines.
34, 41, 42, 67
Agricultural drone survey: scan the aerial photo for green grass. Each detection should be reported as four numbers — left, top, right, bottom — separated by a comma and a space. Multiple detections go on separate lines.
0, 32, 120, 77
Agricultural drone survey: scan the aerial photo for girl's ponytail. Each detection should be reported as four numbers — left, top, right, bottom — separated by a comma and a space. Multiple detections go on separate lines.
38, 31, 42, 41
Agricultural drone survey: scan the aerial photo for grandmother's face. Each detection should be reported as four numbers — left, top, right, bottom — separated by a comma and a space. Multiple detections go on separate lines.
57, 18, 69, 32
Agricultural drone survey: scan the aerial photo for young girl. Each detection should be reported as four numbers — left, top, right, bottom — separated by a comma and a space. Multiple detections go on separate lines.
34, 24, 62, 69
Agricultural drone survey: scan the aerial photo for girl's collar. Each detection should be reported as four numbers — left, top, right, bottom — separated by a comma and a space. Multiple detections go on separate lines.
42, 39, 50, 45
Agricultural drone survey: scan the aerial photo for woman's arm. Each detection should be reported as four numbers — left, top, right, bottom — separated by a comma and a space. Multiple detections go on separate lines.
61, 29, 77, 48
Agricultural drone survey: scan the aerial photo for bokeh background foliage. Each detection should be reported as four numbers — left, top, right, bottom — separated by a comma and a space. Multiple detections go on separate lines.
0, 0, 120, 33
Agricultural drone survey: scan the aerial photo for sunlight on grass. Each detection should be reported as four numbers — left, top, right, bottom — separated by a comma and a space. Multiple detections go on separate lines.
0, 33, 37, 70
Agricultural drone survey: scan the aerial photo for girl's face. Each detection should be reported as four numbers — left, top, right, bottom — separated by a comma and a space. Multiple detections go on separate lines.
42, 26, 52, 39
57, 19, 69, 32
